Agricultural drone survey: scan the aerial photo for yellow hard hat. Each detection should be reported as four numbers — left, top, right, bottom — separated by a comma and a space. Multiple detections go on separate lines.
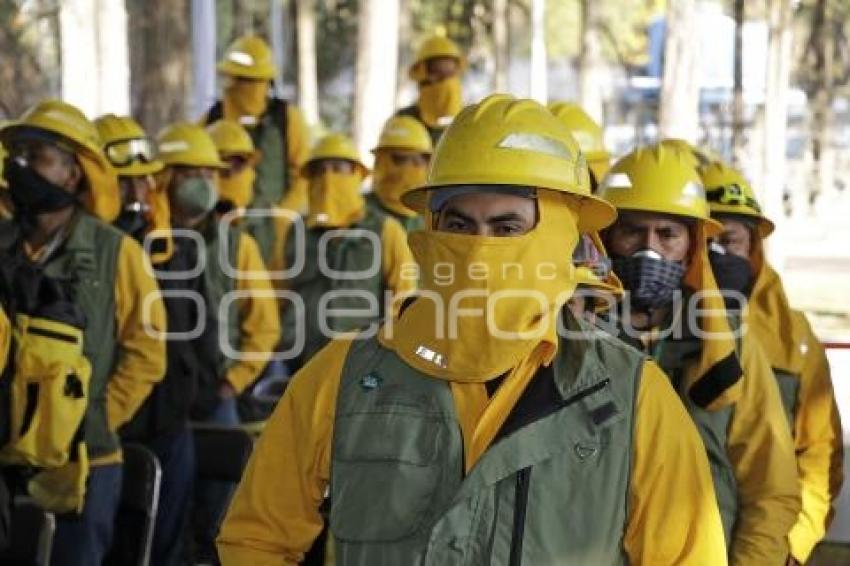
1, 99, 109, 171
156, 122, 227, 169
303, 133, 369, 177
372, 116, 433, 154
598, 143, 722, 236
0, 99, 121, 222
94, 114, 163, 177
409, 34, 467, 80
548, 101, 610, 183
403, 94, 616, 232
701, 160, 774, 237
206, 119, 257, 157
659, 138, 716, 170
217, 36, 276, 80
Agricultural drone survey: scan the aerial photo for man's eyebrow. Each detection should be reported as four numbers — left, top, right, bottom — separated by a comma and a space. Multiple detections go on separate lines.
441, 207, 476, 224
487, 212, 527, 223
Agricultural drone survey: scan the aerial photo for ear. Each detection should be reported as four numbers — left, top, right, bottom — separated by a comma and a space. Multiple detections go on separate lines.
65, 162, 84, 193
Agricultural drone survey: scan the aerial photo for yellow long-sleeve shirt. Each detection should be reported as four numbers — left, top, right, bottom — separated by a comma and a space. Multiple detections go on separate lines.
99, 235, 167, 465
785, 311, 844, 562
224, 232, 281, 394
217, 336, 727, 565
727, 332, 802, 565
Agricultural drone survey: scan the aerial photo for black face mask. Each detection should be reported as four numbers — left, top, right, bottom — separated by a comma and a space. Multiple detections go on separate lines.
5, 156, 77, 217
709, 248, 753, 301
612, 250, 685, 311
114, 204, 150, 240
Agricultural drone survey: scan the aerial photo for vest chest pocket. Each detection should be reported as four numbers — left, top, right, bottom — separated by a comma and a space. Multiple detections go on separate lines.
331, 409, 444, 543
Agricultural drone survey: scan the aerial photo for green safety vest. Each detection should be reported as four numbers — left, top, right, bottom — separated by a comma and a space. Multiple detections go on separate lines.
330, 314, 643, 564
0, 213, 123, 459
201, 221, 243, 377
207, 99, 290, 265
364, 192, 424, 233
282, 208, 388, 366
772, 368, 800, 432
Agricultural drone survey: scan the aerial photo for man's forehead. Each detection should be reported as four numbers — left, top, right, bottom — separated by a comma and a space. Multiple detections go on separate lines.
618, 211, 689, 229
442, 191, 535, 215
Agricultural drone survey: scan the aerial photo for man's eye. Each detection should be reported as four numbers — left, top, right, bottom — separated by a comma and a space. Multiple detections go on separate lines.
494, 223, 522, 236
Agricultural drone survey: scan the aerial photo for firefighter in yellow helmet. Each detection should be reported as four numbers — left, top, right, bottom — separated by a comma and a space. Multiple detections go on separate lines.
203, 35, 312, 264
702, 160, 843, 565
598, 143, 801, 564
269, 132, 415, 373
218, 95, 726, 564
95, 113, 212, 565
0, 100, 166, 564
549, 101, 611, 192
155, 121, 280, 559
207, 119, 260, 215
366, 115, 432, 232
396, 33, 467, 144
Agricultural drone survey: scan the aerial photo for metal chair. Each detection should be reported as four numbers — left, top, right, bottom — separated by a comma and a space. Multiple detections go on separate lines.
105, 443, 162, 566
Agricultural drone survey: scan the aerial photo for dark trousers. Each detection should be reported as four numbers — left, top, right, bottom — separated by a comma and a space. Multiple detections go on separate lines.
147, 426, 195, 566
51, 463, 122, 566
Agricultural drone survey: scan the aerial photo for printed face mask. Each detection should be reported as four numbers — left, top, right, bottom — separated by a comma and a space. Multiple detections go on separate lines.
612, 249, 685, 311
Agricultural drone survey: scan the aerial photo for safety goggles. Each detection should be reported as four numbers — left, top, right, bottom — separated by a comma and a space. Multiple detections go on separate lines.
572, 233, 612, 279
706, 184, 761, 213
104, 138, 156, 167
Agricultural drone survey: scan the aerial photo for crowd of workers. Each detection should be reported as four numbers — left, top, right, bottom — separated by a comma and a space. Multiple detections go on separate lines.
0, 31, 843, 566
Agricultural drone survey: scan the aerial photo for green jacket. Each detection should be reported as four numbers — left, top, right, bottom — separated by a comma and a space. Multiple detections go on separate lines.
364, 193, 424, 233
0, 214, 123, 459
281, 208, 388, 368
330, 316, 643, 564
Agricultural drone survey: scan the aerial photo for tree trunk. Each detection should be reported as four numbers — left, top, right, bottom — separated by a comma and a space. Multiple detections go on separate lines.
658, 0, 700, 142
529, 0, 547, 103
60, 0, 129, 118
191, 0, 217, 119
269, 0, 290, 98
577, 0, 603, 122
295, 0, 319, 125
353, 0, 399, 165
731, 0, 745, 165
127, 0, 190, 135
493, 0, 509, 92
809, 0, 834, 210
761, 0, 793, 237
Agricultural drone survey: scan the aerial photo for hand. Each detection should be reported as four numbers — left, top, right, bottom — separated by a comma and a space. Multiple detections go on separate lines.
218, 380, 237, 399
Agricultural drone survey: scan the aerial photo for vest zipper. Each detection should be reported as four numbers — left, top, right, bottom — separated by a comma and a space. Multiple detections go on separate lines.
509, 466, 532, 566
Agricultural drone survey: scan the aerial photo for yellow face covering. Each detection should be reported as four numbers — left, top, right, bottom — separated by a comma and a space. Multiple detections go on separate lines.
372, 152, 426, 218
747, 237, 803, 373
219, 167, 256, 209
418, 76, 462, 129
307, 171, 365, 228
680, 224, 744, 410
381, 189, 579, 382
223, 79, 270, 120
